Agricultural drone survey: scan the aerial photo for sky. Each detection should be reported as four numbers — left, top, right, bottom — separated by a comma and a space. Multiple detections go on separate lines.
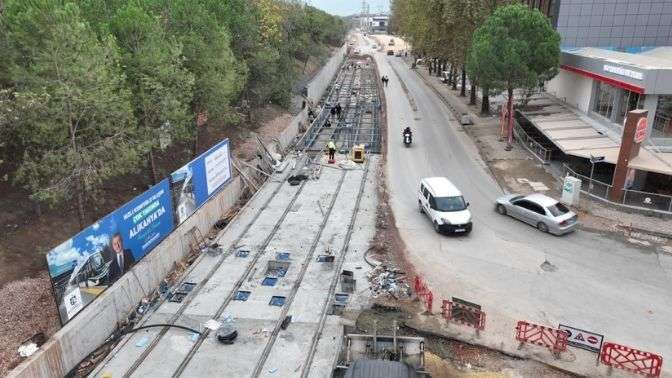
308, 0, 389, 17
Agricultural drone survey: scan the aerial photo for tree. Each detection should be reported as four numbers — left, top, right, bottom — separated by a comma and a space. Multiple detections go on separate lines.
109, 3, 195, 184
153, 0, 246, 154
2, 1, 141, 228
467, 4, 560, 149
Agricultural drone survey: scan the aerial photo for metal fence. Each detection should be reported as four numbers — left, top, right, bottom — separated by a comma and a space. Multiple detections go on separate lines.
563, 164, 672, 215
563, 166, 612, 199
513, 122, 552, 163
622, 189, 672, 213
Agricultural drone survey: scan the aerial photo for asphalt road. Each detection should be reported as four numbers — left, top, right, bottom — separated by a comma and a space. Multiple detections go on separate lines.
358, 34, 672, 370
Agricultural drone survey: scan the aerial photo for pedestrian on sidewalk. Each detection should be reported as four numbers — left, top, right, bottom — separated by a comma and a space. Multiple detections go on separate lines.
327, 139, 336, 162
330, 104, 337, 120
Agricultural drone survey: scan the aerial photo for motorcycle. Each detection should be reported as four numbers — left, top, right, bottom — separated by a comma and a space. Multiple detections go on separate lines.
403, 131, 412, 147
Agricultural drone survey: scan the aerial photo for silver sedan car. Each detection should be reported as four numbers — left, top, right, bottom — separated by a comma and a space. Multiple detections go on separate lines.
495, 193, 578, 235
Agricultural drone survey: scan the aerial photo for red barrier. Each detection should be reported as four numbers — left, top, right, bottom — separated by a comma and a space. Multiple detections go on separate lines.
441, 300, 486, 333
515, 321, 568, 357
600, 342, 663, 378
413, 277, 433, 314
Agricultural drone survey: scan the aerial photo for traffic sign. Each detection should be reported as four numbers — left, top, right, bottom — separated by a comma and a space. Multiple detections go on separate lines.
558, 324, 604, 353
634, 117, 647, 143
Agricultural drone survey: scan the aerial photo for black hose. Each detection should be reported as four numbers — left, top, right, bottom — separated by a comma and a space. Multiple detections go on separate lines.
127, 324, 201, 335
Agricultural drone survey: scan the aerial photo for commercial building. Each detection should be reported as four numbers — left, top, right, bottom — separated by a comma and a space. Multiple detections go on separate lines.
524, 0, 672, 50
517, 0, 672, 213
360, 13, 389, 34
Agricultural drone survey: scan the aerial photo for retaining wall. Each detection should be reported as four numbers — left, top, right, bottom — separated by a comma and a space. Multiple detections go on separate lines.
306, 45, 347, 104
8, 45, 347, 378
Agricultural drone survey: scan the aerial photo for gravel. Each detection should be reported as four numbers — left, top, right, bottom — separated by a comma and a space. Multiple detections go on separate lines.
0, 273, 60, 377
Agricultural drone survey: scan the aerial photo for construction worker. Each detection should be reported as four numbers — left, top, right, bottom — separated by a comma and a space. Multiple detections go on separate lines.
327, 139, 336, 162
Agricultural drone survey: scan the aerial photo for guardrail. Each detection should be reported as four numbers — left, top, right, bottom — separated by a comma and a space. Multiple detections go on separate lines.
563, 164, 672, 215
513, 121, 552, 163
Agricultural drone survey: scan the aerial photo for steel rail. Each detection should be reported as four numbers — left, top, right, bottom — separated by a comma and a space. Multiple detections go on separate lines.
300, 158, 371, 377
249, 167, 349, 377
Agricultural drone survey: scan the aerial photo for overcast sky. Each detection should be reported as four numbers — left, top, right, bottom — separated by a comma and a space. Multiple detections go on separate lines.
309, 0, 389, 17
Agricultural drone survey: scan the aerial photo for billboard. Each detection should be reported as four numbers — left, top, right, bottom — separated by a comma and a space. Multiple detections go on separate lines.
47, 179, 174, 323
170, 139, 232, 224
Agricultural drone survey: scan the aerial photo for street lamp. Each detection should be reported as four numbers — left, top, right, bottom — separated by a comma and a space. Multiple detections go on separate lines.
589, 154, 605, 193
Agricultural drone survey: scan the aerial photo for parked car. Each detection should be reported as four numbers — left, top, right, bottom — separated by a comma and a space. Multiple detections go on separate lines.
418, 177, 472, 234
495, 193, 578, 235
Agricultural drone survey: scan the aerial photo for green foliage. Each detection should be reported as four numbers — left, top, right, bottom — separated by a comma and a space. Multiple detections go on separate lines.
1, 1, 141, 225
467, 4, 561, 92
0, 0, 347, 226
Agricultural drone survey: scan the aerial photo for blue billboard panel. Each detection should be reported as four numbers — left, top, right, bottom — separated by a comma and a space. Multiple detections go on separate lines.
170, 139, 232, 224
46, 179, 174, 323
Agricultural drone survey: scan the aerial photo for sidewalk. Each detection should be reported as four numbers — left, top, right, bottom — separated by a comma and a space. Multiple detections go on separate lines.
412, 63, 672, 247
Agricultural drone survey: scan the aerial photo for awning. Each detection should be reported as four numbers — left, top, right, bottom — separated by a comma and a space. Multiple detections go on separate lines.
630, 150, 672, 176
520, 97, 672, 176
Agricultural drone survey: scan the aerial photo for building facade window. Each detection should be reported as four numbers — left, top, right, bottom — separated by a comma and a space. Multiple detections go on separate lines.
653, 96, 672, 138
594, 82, 617, 120
616, 90, 644, 125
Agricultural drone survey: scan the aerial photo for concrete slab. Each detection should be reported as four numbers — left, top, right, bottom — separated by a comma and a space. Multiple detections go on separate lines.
306, 319, 343, 378
178, 319, 277, 378
90, 156, 379, 378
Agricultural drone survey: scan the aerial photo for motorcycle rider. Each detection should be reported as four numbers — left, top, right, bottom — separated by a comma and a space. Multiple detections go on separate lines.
403, 126, 412, 143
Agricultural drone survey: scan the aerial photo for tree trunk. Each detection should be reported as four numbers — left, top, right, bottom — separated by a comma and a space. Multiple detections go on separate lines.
470, 83, 477, 105
460, 66, 466, 97
193, 120, 200, 158
69, 118, 87, 229
451, 67, 458, 90
148, 148, 159, 185
481, 87, 490, 115
76, 181, 87, 230
506, 87, 514, 150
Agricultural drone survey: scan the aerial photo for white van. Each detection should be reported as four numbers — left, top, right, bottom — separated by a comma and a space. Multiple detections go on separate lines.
418, 177, 472, 234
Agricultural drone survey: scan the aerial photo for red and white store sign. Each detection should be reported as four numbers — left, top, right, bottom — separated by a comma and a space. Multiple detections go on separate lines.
634, 117, 647, 143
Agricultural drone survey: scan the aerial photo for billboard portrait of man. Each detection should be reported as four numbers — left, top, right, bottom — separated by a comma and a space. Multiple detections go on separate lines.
107, 232, 135, 282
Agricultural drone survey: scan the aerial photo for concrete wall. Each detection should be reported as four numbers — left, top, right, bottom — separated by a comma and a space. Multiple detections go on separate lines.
546, 69, 594, 113
8, 45, 347, 378
8, 176, 243, 378
307, 45, 347, 104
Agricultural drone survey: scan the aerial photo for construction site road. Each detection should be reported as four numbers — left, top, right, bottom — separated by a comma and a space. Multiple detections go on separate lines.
88, 153, 381, 378
363, 34, 672, 376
